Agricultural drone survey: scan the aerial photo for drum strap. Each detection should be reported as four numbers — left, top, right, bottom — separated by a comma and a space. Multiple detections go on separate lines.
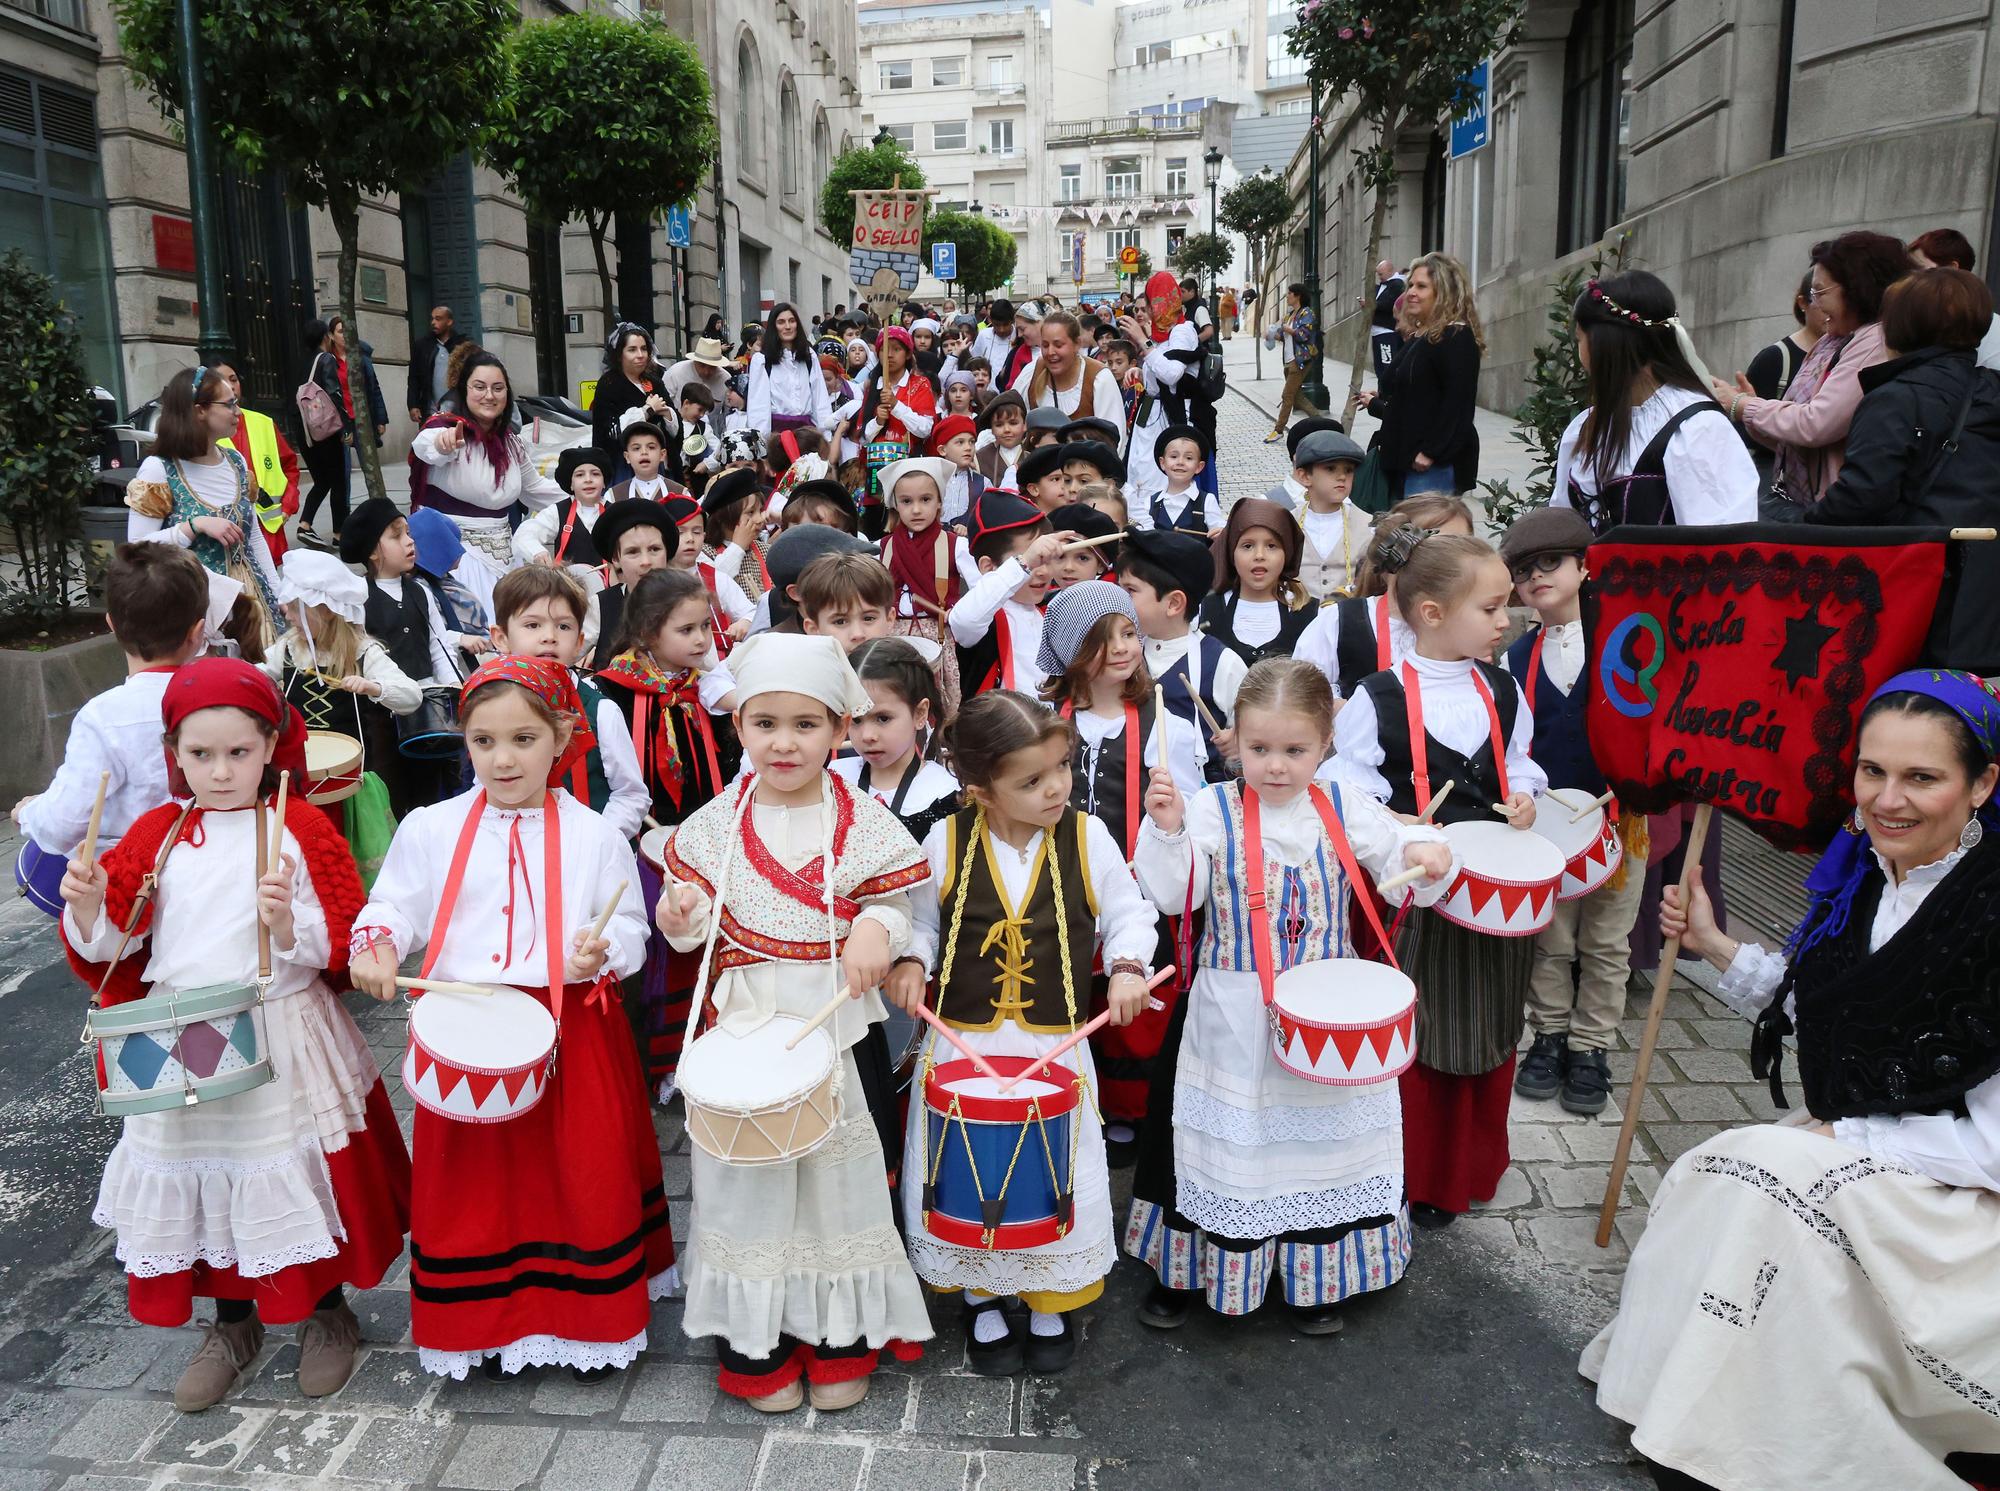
1374, 595, 1392, 671
422, 789, 566, 1025
88, 803, 197, 1009
1242, 786, 1399, 1010
1399, 661, 1510, 814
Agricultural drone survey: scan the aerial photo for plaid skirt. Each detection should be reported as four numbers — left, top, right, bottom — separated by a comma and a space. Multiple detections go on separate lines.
1392, 908, 1532, 1076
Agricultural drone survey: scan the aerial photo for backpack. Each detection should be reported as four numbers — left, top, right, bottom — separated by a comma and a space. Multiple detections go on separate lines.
295, 353, 343, 444
1194, 340, 1227, 403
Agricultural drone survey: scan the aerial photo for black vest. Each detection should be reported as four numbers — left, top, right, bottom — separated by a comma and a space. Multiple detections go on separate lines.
1573, 400, 1724, 535
1358, 660, 1519, 823
1197, 590, 1319, 668
1149, 492, 1209, 537
591, 586, 628, 673
1505, 628, 1605, 798
1776, 834, 2000, 1120
550, 499, 605, 567
1068, 698, 1157, 855
1334, 596, 1387, 698
365, 579, 433, 682
1158, 637, 1229, 784
935, 806, 1097, 1033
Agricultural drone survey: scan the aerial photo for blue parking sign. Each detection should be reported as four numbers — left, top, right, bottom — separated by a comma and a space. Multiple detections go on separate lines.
665, 204, 693, 249
932, 242, 957, 282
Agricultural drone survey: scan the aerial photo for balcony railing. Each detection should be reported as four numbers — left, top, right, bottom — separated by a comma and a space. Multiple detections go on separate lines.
1046, 110, 1206, 143
2, 0, 89, 30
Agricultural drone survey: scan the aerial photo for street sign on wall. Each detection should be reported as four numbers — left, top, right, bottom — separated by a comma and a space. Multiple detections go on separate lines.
1118, 245, 1140, 273
1450, 61, 1490, 158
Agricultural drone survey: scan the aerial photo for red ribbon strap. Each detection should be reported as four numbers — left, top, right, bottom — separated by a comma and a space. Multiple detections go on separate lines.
420, 789, 567, 1024
1400, 661, 1510, 815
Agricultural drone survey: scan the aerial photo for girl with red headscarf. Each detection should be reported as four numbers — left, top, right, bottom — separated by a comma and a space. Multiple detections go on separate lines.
60, 658, 411, 1414
348, 655, 673, 1382
860, 327, 937, 538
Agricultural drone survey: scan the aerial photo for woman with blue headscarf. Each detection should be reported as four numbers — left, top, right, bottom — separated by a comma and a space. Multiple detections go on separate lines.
1583, 669, 2000, 1491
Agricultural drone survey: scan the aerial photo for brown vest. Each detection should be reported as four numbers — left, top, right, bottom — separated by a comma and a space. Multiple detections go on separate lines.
1027, 357, 1099, 420
936, 807, 1100, 1033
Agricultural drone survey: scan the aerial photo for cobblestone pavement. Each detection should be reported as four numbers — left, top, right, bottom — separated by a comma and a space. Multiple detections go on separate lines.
0, 386, 1812, 1488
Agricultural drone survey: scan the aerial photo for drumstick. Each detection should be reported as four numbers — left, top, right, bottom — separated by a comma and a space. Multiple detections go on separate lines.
77, 770, 110, 872
911, 1003, 1007, 1083
643, 815, 664, 833
1568, 788, 1616, 824
1057, 529, 1128, 554
1003, 967, 1176, 1091
270, 771, 290, 863
1490, 800, 1523, 819
1151, 684, 1167, 769
907, 592, 950, 620
1415, 779, 1455, 824
1951, 527, 1997, 540
1190, 693, 1227, 739
1378, 864, 1430, 895
585, 881, 627, 945
395, 976, 497, 997
784, 984, 857, 1050
1597, 801, 1715, 1248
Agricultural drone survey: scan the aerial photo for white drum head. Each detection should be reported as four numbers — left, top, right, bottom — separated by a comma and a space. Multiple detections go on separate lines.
680, 1017, 834, 1109
1445, 819, 1567, 881
410, 987, 555, 1070
946, 1073, 1063, 1102
639, 826, 671, 873
1532, 788, 1603, 858
306, 732, 361, 774
1273, 959, 1416, 1025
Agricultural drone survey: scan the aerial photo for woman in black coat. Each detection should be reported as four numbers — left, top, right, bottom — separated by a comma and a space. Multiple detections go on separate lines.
1808, 267, 2000, 674
591, 322, 673, 479
1360, 252, 1483, 498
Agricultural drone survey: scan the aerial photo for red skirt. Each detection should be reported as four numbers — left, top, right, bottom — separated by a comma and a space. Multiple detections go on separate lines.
1399, 1056, 1515, 1214
408, 982, 674, 1357
1089, 914, 1184, 1124
127, 1080, 412, 1327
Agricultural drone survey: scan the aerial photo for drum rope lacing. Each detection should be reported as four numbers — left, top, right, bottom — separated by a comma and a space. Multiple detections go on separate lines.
922, 805, 1088, 1248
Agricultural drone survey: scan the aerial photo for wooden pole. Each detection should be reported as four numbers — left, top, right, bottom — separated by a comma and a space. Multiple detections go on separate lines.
1596, 801, 1715, 1247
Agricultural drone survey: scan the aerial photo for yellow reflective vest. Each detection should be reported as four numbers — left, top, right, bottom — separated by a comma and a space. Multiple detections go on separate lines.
219, 410, 289, 531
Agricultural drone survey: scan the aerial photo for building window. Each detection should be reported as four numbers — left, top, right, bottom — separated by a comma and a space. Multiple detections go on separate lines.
1058, 164, 1082, 200
932, 57, 962, 86
736, 38, 763, 177
1104, 227, 1140, 263
813, 113, 832, 203
988, 55, 1014, 87
1164, 157, 1188, 194
1265, 29, 1305, 82
884, 123, 915, 150
1166, 225, 1187, 258
779, 77, 802, 198
1559, 0, 1635, 254
1273, 97, 1309, 116
1104, 158, 1141, 198
1059, 231, 1083, 275
881, 60, 912, 90
933, 120, 967, 151
987, 119, 1015, 155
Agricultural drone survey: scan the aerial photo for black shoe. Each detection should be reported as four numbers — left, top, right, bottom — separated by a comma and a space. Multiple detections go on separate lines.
1287, 1302, 1345, 1337
480, 1355, 516, 1381
1137, 1283, 1196, 1330
1104, 1125, 1138, 1170
1023, 1314, 1076, 1375
1411, 1202, 1457, 1230
1561, 1047, 1613, 1115
1514, 1031, 1568, 1100
963, 1299, 1025, 1377
569, 1364, 617, 1384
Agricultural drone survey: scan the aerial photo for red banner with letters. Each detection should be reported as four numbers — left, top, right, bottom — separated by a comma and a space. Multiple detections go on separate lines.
1583, 525, 1953, 851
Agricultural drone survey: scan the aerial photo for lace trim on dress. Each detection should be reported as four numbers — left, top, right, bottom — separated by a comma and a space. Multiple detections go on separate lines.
905, 1232, 1118, 1296
648, 1264, 683, 1300
419, 1326, 648, 1381
688, 1222, 911, 1280
1174, 1172, 1401, 1238
104, 1142, 334, 1178
107, 1234, 344, 1281
1174, 1082, 1400, 1147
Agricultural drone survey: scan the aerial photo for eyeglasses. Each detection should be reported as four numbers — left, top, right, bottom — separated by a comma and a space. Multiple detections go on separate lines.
202, 398, 242, 412
1508, 553, 1577, 584
1808, 282, 1836, 302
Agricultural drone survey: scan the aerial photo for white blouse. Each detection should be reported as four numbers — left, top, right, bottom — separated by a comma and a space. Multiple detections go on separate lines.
353, 790, 647, 985
831, 757, 960, 818
746, 351, 836, 437
1072, 705, 1204, 802
129, 454, 282, 596
861, 371, 935, 444
1331, 653, 1548, 802
1716, 844, 2000, 1191
946, 557, 1045, 695
410, 427, 563, 521
18, 671, 174, 855
1551, 386, 1758, 526
1145, 632, 1247, 722
1297, 595, 1417, 697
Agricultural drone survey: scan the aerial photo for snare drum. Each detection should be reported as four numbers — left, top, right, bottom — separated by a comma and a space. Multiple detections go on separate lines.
921, 1055, 1081, 1250
304, 731, 364, 806
679, 1017, 840, 1165
402, 987, 556, 1123
88, 983, 273, 1116
1268, 960, 1417, 1086
14, 838, 68, 917
397, 688, 463, 760
1434, 820, 1566, 937
1530, 788, 1623, 901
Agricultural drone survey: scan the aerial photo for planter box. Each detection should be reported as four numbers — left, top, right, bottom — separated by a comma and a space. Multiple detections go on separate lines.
0, 626, 124, 804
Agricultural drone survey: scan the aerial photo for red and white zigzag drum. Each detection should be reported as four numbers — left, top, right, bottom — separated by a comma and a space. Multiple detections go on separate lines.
1434, 820, 1566, 936
1530, 786, 1624, 901
1269, 960, 1418, 1086
402, 986, 556, 1123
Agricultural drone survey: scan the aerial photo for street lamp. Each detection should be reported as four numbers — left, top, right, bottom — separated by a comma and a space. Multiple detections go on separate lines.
1203, 145, 1224, 306
177, 0, 230, 364
1300, 78, 1330, 412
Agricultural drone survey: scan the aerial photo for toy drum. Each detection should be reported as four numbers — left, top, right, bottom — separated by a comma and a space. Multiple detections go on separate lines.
402, 986, 556, 1123
921, 1055, 1080, 1251
678, 1017, 840, 1165
1531, 787, 1623, 901
638, 826, 670, 874
88, 983, 272, 1116
304, 731, 364, 806
14, 838, 68, 917
1268, 960, 1417, 1086
397, 688, 463, 760
1434, 820, 1565, 937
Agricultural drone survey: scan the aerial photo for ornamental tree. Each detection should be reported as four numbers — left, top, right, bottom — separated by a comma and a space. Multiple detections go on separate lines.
819, 138, 927, 246
1171, 231, 1234, 284
924, 210, 1016, 298
115, 0, 514, 503
1287, 0, 1524, 420
1220, 169, 1293, 373
487, 14, 718, 329
0, 252, 89, 626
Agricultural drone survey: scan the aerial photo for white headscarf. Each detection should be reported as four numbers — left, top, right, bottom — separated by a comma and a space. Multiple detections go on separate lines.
875, 455, 956, 503
727, 633, 874, 718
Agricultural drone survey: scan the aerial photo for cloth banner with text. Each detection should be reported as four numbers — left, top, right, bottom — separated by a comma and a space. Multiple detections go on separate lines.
1583, 524, 1952, 851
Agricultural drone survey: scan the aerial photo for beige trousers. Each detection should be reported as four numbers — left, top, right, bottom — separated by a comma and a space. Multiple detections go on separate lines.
1524, 865, 1645, 1051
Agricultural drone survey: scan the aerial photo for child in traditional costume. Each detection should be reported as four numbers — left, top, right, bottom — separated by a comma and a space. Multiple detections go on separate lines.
1296, 494, 1473, 700
1197, 498, 1320, 668
879, 456, 981, 720
889, 691, 1159, 1376
349, 656, 669, 1380
63, 660, 410, 1411
1127, 659, 1453, 1329
657, 634, 934, 1413
837, 637, 960, 845
1331, 532, 1545, 1227
512, 447, 615, 597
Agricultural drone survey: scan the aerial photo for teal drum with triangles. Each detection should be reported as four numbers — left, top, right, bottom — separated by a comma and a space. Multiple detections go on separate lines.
87, 984, 272, 1116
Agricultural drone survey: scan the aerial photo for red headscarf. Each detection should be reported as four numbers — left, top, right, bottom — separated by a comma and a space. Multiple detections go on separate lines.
161, 657, 308, 798
876, 325, 916, 360
1144, 271, 1185, 344
460, 655, 598, 788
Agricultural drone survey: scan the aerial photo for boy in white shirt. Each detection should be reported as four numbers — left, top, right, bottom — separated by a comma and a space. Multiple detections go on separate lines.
1291, 427, 1376, 602
1117, 528, 1245, 783
608, 423, 688, 504
949, 490, 1066, 697
1134, 424, 1223, 536
513, 446, 614, 593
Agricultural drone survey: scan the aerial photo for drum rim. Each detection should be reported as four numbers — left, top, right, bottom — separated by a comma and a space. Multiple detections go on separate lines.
400, 1043, 547, 1120
305, 730, 364, 772
678, 1017, 837, 1111
923, 1054, 1082, 1121
1274, 988, 1417, 1033
88, 982, 263, 1034
408, 988, 556, 1077
99, 1058, 273, 1111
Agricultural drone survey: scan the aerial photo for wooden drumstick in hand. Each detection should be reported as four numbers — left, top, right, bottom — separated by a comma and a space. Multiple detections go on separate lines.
1568, 788, 1616, 824
1491, 800, 1523, 820
785, 985, 856, 1050
1416, 779, 1455, 824
1378, 864, 1430, 894
77, 770, 109, 872
587, 880, 628, 943
270, 770, 290, 861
